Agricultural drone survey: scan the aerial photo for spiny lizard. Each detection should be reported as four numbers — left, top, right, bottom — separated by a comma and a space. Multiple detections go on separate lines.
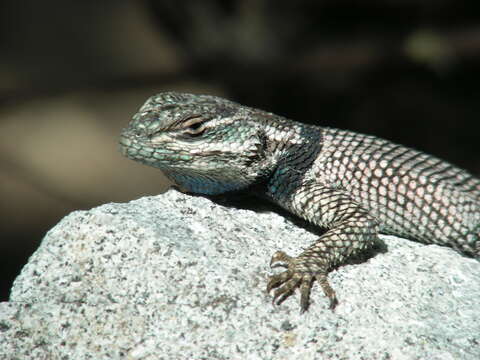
119, 92, 480, 312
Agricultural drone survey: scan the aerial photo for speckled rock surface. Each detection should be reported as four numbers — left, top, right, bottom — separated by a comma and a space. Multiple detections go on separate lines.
1, 190, 479, 359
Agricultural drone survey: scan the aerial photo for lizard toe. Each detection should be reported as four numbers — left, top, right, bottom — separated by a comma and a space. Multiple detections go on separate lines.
271, 272, 302, 305
266, 270, 292, 292
299, 274, 314, 313
317, 274, 338, 309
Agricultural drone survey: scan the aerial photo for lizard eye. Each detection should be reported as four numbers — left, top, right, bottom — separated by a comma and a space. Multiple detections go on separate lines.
182, 115, 206, 137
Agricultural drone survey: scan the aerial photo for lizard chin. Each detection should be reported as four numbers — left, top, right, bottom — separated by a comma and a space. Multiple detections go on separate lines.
164, 170, 255, 195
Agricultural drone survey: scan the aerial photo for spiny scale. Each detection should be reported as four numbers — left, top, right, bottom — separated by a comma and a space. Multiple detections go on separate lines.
120, 92, 480, 312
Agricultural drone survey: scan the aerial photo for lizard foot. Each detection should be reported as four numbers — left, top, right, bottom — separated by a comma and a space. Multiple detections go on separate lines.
266, 251, 338, 312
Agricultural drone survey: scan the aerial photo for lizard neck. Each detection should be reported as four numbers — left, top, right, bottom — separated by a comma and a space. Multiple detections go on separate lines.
262, 119, 324, 203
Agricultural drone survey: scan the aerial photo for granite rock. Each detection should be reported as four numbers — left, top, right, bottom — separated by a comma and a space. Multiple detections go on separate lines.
1, 190, 479, 359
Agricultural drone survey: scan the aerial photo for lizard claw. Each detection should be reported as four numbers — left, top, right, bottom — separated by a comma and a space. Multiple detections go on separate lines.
266, 251, 337, 312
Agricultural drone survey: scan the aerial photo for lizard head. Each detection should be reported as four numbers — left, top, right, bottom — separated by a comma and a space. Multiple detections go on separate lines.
120, 92, 277, 194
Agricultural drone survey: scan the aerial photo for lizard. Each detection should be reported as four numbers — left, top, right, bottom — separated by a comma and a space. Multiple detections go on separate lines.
119, 91, 480, 312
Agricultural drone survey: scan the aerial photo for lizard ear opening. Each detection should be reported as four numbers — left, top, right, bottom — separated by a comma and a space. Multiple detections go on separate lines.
259, 131, 269, 153
246, 130, 269, 165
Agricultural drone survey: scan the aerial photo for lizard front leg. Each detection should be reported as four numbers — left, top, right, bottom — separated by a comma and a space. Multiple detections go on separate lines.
267, 184, 379, 312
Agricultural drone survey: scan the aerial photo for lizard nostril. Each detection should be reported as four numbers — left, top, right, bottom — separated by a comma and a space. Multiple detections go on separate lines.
133, 128, 144, 138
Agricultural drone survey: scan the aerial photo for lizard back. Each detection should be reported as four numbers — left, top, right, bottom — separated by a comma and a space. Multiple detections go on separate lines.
310, 126, 480, 254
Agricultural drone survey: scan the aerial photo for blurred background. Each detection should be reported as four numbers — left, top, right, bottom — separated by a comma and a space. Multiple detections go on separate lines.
1, 0, 480, 300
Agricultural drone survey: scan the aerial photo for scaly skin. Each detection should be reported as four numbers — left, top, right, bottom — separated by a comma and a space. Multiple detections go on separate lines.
120, 92, 480, 312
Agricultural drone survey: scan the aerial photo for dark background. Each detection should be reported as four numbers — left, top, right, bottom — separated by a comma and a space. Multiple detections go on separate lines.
1, 0, 480, 300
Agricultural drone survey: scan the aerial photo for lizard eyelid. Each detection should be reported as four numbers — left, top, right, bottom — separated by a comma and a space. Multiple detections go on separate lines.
182, 115, 207, 136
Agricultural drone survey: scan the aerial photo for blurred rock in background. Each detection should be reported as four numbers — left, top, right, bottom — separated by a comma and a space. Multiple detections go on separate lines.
1, 0, 479, 300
